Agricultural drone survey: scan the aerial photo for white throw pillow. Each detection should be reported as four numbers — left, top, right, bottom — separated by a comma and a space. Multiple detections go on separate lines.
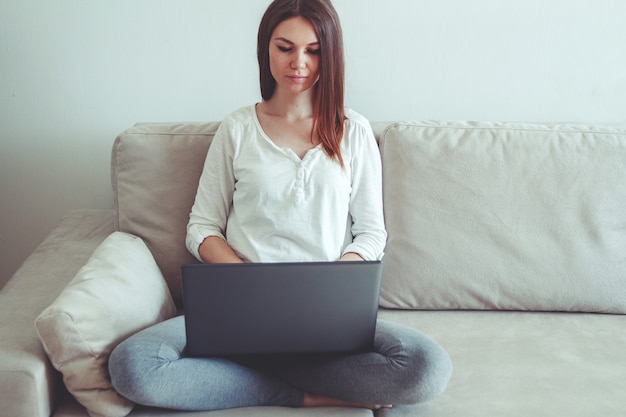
35, 232, 177, 417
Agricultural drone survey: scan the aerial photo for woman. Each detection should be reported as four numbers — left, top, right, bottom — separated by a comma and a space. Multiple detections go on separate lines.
109, 0, 452, 411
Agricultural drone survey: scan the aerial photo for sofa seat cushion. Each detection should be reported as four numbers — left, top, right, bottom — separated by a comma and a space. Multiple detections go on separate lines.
377, 309, 626, 417
379, 121, 626, 313
36, 232, 177, 417
54, 309, 626, 417
54, 394, 375, 417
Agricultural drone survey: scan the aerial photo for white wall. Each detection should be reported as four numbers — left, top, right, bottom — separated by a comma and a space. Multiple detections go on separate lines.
1, 0, 625, 289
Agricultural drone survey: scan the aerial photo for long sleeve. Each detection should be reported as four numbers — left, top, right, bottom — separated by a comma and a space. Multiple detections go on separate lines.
341, 110, 387, 260
186, 118, 238, 262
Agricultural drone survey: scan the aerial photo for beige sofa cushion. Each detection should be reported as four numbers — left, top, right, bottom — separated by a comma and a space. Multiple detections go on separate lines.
111, 122, 221, 306
35, 232, 177, 417
380, 121, 626, 313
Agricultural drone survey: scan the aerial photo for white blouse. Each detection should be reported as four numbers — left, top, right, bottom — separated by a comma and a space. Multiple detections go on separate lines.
186, 105, 387, 263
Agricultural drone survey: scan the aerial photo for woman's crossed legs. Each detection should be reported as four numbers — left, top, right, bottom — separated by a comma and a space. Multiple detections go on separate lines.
109, 316, 452, 411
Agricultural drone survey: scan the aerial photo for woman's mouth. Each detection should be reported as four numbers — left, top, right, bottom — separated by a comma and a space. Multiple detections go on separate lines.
288, 75, 308, 83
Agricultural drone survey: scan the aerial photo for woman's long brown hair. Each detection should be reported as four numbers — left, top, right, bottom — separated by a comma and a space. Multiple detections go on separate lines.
258, 0, 346, 166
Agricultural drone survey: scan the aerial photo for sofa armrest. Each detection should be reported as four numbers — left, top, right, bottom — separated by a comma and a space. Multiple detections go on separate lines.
0, 209, 114, 417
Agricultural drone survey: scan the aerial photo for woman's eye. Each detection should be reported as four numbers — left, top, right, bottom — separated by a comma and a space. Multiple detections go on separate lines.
278, 46, 292, 52
307, 49, 320, 55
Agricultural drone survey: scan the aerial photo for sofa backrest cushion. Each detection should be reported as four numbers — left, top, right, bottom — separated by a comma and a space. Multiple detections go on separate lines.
112, 122, 221, 306
379, 121, 626, 313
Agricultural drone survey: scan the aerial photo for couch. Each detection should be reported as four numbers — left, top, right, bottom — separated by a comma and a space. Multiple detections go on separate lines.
1, 119, 625, 417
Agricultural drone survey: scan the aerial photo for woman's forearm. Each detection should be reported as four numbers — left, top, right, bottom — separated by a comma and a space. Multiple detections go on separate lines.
198, 236, 245, 264
339, 252, 364, 261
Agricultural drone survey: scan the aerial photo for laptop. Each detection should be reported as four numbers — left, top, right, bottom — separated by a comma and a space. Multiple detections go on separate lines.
181, 261, 383, 356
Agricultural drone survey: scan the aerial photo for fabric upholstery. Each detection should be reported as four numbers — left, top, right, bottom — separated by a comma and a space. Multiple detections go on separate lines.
3, 120, 624, 417
35, 232, 177, 417
0, 209, 114, 417
379, 121, 626, 312
56, 398, 375, 417
111, 122, 221, 307
376, 309, 626, 417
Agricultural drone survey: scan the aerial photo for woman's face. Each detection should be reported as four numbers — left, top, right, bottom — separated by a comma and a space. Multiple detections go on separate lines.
269, 16, 320, 97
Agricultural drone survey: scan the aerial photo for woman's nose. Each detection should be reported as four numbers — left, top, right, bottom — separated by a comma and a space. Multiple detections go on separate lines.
291, 51, 307, 69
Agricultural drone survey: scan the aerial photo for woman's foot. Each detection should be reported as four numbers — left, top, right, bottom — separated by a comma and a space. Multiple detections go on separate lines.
303, 392, 393, 410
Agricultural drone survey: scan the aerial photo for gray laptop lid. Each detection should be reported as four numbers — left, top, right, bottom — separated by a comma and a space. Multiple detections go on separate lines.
182, 261, 383, 356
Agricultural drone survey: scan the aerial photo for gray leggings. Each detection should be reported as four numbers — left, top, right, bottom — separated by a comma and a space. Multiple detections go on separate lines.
109, 316, 452, 411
